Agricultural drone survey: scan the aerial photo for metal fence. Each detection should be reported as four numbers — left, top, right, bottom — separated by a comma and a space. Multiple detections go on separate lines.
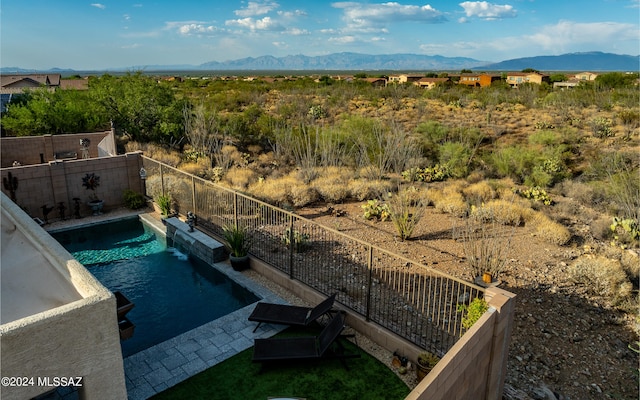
142, 156, 485, 355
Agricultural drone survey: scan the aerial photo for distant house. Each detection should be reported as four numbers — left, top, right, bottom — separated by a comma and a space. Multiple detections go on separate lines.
0, 74, 61, 94
570, 72, 598, 81
458, 73, 501, 87
505, 72, 550, 87
362, 77, 387, 87
414, 77, 450, 89
387, 74, 423, 84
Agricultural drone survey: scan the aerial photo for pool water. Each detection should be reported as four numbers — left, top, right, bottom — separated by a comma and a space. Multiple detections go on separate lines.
52, 218, 258, 357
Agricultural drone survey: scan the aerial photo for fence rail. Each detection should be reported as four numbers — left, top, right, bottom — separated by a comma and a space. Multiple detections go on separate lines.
142, 156, 484, 355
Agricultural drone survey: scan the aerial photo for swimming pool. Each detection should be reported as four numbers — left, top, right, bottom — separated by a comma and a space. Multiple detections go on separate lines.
52, 218, 258, 357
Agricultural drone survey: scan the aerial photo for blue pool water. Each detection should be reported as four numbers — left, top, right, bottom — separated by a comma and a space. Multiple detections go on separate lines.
52, 218, 258, 357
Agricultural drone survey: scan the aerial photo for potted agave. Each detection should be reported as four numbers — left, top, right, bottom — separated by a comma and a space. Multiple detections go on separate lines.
82, 173, 103, 215
416, 351, 439, 382
222, 224, 251, 271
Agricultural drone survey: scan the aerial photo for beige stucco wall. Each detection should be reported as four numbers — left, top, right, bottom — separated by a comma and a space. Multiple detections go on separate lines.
0, 131, 114, 168
0, 151, 145, 221
0, 192, 127, 399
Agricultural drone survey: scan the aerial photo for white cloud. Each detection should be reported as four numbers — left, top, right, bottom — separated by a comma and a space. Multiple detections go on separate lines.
90, 3, 106, 9
124, 14, 131, 21
332, 1, 446, 32
121, 44, 141, 49
459, 1, 516, 20
328, 35, 358, 44
419, 19, 639, 60
278, 10, 307, 18
286, 27, 310, 36
526, 20, 638, 52
226, 16, 284, 32
235, 1, 279, 17
177, 23, 222, 36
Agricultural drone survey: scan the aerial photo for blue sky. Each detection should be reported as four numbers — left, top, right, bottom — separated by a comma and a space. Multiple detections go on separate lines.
1, 0, 639, 70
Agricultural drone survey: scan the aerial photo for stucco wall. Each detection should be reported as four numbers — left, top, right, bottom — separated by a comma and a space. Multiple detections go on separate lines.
0, 131, 113, 168
0, 152, 145, 221
0, 192, 127, 399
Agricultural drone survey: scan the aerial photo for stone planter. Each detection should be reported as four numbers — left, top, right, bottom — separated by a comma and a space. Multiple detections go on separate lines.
88, 200, 104, 216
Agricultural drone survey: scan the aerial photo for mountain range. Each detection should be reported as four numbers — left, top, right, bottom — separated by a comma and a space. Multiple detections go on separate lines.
1, 51, 637, 74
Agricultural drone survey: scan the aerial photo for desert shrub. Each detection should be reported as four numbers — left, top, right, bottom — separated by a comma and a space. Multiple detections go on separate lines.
533, 121, 555, 130
223, 167, 257, 190
531, 214, 571, 245
290, 184, 319, 207
312, 167, 351, 203
348, 179, 393, 201
455, 211, 514, 281
471, 199, 525, 226
281, 227, 310, 252
602, 246, 640, 283
438, 141, 472, 179
179, 162, 205, 177
248, 175, 296, 205
557, 180, 598, 207
488, 145, 538, 182
462, 181, 495, 205
433, 191, 467, 217
568, 255, 633, 303
458, 298, 489, 329
589, 117, 614, 138
122, 189, 146, 210
386, 188, 427, 241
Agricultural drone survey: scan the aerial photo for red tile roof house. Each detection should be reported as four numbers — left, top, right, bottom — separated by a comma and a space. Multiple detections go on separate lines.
457, 73, 501, 87
505, 72, 550, 88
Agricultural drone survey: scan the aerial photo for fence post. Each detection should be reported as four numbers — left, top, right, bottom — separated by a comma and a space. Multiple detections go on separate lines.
191, 176, 196, 214
365, 244, 373, 321
160, 164, 165, 196
288, 215, 294, 279
233, 191, 238, 229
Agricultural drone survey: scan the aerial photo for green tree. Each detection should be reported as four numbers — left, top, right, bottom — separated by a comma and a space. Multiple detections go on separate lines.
89, 72, 185, 144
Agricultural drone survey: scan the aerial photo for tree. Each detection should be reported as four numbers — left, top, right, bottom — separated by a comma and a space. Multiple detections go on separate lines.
460, 69, 472, 74
1, 88, 107, 136
89, 72, 185, 145
521, 68, 539, 73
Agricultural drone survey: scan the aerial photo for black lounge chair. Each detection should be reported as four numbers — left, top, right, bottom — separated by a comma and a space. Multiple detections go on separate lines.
248, 293, 336, 332
252, 312, 359, 367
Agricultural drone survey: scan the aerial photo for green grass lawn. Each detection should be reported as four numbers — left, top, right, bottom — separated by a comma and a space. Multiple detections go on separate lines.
151, 325, 411, 400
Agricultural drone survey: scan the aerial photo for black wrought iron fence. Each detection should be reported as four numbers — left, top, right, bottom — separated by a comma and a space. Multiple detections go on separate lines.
143, 156, 485, 355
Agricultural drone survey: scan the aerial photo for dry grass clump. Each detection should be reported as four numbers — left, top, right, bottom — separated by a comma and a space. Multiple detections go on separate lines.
568, 255, 633, 303
463, 181, 496, 205
602, 246, 640, 282
248, 172, 318, 207
348, 179, 393, 201
126, 141, 182, 167
427, 181, 467, 217
471, 199, 525, 226
313, 167, 351, 203
290, 184, 319, 207
530, 213, 572, 245
223, 167, 257, 190
249, 175, 296, 205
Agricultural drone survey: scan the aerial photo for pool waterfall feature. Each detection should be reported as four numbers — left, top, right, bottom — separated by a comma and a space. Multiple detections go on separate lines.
157, 215, 226, 263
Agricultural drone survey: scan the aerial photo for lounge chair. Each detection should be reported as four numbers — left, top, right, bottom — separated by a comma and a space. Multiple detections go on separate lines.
248, 293, 336, 332
252, 312, 359, 367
